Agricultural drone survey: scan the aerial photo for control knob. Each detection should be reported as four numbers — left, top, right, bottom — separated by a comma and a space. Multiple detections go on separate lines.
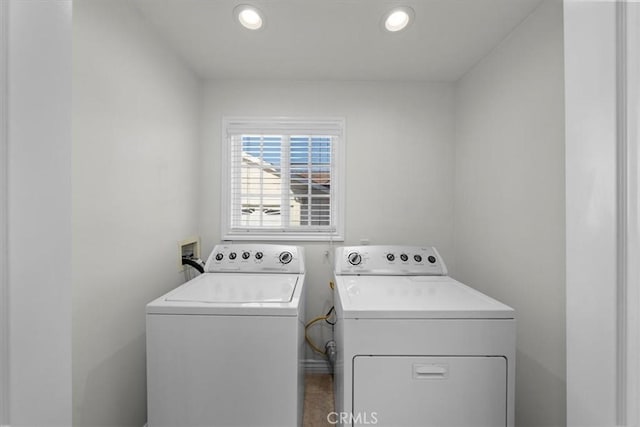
414, 254, 422, 263
347, 252, 362, 266
400, 253, 408, 262
215, 253, 224, 261
428, 255, 437, 264
386, 253, 395, 262
228, 252, 237, 260
242, 251, 251, 260
279, 251, 293, 264
255, 251, 264, 260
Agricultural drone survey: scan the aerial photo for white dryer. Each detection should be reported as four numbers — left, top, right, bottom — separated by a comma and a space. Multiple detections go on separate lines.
333, 245, 515, 427
146, 244, 306, 427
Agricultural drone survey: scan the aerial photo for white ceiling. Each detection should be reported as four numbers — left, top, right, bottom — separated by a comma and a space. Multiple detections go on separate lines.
133, 0, 544, 82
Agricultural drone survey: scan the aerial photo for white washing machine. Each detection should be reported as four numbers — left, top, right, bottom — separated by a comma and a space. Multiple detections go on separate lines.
333, 245, 515, 427
146, 244, 306, 427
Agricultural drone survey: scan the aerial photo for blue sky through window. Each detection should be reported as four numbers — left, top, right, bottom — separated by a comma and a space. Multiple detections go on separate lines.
242, 135, 331, 166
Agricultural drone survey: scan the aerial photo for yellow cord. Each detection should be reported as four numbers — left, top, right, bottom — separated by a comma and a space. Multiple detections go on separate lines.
304, 281, 336, 355
305, 315, 329, 355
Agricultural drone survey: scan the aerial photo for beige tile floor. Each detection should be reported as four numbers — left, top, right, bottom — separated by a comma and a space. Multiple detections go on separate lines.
303, 374, 334, 427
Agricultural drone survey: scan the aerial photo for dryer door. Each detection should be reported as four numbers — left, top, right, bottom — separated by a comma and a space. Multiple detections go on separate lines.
352, 355, 507, 427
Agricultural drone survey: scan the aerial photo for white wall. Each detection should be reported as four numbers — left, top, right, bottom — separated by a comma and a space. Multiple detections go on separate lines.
72, 1, 201, 425
0, 1, 8, 423
200, 80, 456, 360
453, 1, 565, 426
564, 1, 619, 425
627, 4, 640, 424
6, 0, 73, 425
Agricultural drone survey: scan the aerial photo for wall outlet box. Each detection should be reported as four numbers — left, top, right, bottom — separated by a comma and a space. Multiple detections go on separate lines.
178, 237, 200, 272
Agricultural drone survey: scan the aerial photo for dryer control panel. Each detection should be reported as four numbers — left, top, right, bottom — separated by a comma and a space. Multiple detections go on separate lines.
335, 245, 447, 276
205, 244, 305, 274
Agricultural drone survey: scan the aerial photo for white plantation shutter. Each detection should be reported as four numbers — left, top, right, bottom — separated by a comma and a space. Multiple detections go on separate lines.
222, 117, 345, 241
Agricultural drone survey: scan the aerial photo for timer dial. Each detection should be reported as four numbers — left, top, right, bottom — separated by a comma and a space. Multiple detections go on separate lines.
279, 251, 293, 264
347, 252, 362, 266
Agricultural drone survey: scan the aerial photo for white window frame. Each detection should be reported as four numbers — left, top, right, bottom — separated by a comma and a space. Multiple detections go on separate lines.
221, 116, 345, 241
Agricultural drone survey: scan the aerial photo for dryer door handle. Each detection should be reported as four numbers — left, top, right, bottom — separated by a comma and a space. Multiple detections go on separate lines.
413, 364, 448, 379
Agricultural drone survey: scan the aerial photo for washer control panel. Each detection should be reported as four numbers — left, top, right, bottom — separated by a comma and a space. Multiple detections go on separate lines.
335, 245, 447, 276
205, 244, 304, 273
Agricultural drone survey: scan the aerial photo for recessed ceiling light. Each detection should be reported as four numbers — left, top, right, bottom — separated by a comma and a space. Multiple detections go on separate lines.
383, 6, 414, 33
234, 5, 264, 30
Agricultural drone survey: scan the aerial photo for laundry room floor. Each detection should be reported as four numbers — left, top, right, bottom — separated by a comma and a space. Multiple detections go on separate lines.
303, 374, 334, 427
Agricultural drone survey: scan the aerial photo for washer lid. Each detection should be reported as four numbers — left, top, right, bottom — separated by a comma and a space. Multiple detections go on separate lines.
146, 273, 303, 316
166, 274, 297, 303
335, 275, 514, 319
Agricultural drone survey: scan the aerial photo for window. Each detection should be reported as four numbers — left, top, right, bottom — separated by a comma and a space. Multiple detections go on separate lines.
221, 117, 345, 241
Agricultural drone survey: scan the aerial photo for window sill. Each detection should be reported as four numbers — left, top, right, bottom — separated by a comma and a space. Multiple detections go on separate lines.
222, 231, 344, 242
